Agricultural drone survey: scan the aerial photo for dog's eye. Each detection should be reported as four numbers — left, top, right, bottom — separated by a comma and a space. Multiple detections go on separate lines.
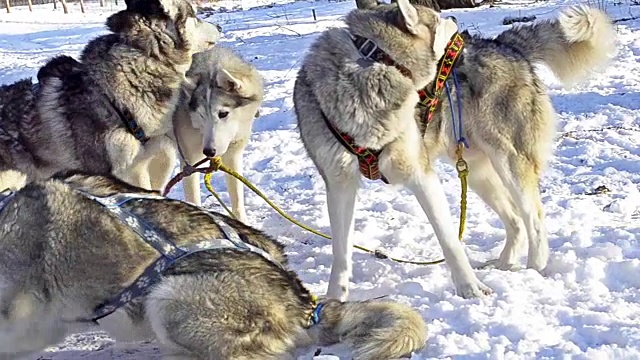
218, 111, 229, 119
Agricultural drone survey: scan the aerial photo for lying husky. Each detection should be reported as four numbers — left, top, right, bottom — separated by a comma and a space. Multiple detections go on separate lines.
0, 0, 221, 193
171, 46, 264, 223
0, 172, 426, 359
294, 0, 616, 299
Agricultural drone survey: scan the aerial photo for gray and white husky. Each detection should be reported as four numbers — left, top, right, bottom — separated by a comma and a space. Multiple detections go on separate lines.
171, 46, 264, 224
0, 172, 427, 360
293, 0, 616, 299
0, 0, 221, 193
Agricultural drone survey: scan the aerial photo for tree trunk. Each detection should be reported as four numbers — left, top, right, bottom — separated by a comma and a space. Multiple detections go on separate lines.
4, 0, 10, 13
436, 0, 478, 10
355, 0, 478, 11
60, 0, 68, 13
79, 0, 85, 13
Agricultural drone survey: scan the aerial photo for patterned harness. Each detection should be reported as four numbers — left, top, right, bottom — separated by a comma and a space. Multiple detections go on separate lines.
0, 188, 280, 324
322, 31, 465, 183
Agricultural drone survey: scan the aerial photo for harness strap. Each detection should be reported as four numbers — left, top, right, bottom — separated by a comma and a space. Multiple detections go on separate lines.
322, 111, 389, 184
73, 191, 278, 323
417, 32, 465, 132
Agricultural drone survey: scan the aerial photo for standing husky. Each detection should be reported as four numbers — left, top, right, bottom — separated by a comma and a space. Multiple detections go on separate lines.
0, 172, 426, 360
0, 0, 221, 192
171, 46, 264, 223
294, 1, 616, 299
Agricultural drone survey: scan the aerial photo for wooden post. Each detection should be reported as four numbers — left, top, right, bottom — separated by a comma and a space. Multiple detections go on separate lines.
4, 0, 10, 13
60, 0, 68, 13
312, 9, 316, 21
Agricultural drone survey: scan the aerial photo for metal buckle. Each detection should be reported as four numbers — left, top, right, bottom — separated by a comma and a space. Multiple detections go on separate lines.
358, 38, 378, 59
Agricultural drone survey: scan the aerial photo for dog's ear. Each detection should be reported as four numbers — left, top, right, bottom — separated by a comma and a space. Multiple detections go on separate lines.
433, 17, 458, 59
215, 69, 242, 93
397, 0, 420, 35
182, 75, 198, 92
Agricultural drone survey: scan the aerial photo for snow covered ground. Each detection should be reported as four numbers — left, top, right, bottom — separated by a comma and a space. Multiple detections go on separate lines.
1, 0, 639, 358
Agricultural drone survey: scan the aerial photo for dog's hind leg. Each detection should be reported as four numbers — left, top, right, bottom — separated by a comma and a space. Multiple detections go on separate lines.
325, 174, 360, 301
489, 153, 549, 272
465, 156, 527, 271
221, 142, 248, 224
146, 275, 302, 359
404, 170, 492, 298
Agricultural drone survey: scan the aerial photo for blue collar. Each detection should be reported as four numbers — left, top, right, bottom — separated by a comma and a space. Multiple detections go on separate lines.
309, 302, 325, 326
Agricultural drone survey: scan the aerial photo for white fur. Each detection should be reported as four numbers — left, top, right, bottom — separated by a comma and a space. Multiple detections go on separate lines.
433, 18, 458, 60
0, 170, 28, 192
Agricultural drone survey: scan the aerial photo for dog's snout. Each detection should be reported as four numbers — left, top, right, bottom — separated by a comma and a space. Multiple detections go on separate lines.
203, 148, 217, 158
215, 24, 222, 33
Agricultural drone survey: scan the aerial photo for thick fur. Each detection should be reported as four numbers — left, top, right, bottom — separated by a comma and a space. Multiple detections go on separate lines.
0, 172, 426, 359
171, 46, 264, 223
293, 1, 616, 300
0, 0, 221, 193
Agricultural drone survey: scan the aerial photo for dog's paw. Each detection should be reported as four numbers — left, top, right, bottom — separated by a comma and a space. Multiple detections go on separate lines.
479, 259, 521, 272
456, 280, 493, 299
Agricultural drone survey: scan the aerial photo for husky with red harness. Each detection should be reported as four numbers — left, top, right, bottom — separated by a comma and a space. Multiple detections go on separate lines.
293, 0, 616, 300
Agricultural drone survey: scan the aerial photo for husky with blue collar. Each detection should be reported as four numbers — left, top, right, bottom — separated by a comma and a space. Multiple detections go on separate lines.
0, 172, 426, 359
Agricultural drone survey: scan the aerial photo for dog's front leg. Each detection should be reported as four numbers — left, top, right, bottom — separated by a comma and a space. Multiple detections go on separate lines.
222, 142, 248, 224
406, 171, 492, 298
325, 174, 360, 301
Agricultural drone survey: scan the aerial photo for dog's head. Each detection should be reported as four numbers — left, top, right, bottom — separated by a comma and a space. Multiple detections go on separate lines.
346, 0, 458, 87
106, 0, 221, 59
182, 58, 263, 157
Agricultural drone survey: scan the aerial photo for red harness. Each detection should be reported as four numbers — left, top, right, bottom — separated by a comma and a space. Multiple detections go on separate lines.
322, 32, 465, 182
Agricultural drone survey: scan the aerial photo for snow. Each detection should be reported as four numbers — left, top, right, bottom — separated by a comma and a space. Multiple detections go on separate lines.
1, 0, 639, 358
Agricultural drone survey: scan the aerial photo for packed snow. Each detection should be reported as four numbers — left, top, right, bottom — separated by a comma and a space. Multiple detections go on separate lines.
0, 0, 639, 358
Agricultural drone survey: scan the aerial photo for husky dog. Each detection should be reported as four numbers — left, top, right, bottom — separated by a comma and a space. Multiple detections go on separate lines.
171, 46, 264, 223
293, 0, 616, 299
0, 172, 427, 360
0, 0, 221, 193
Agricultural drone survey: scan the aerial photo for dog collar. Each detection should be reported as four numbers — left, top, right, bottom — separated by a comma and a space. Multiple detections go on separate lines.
417, 32, 465, 130
351, 34, 413, 79
105, 95, 150, 144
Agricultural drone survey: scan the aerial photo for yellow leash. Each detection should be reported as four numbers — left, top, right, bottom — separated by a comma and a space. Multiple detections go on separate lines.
187, 156, 469, 266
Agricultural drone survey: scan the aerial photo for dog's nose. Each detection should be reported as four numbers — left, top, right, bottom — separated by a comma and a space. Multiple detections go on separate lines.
203, 148, 217, 158
215, 24, 222, 32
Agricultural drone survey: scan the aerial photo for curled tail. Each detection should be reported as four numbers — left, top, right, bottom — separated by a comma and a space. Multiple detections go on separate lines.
496, 5, 617, 85
310, 299, 428, 360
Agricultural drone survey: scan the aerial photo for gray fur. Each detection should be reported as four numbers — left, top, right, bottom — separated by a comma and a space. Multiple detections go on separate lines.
0, 0, 221, 193
170, 46, 264, 223
293, 1, 616, 300
0, 172, 426, 359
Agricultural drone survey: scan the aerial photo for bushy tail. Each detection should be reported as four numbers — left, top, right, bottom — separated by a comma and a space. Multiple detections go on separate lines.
496, 5, 617, 85
310, 299, 428, 360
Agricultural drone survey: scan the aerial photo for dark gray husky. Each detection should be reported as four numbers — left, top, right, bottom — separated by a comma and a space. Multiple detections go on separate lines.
0, 172, 427, 359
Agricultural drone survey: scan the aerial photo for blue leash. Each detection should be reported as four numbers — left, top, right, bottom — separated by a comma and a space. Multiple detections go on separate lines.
445, 69, 469, 149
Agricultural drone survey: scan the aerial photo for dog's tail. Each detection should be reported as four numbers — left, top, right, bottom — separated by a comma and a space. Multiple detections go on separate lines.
496, 5, 616, 86
309, 299, 427, 360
